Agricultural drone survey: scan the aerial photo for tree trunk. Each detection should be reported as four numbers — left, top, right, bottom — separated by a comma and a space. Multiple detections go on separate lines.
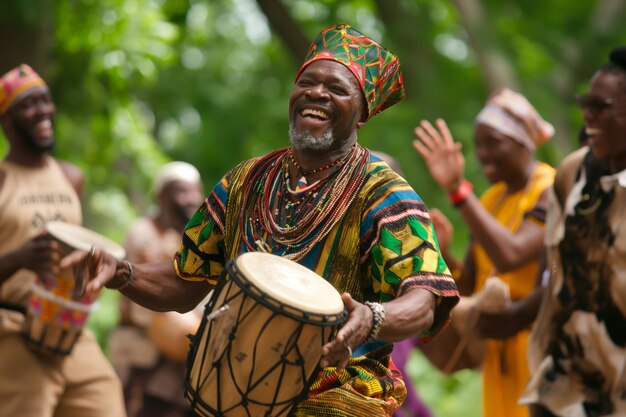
374, 0, 443, 118
451, 0, 517, 92
0, 3, 54, 77
255, 0, 310, 65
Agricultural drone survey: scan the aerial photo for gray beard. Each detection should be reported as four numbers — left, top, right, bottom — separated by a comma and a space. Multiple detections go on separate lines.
289, 122, 334, 152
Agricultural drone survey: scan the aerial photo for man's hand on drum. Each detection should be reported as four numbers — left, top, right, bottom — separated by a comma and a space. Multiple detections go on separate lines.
19, 233, 60, 287
320, 292, 373, 371
60, 247, 117, 295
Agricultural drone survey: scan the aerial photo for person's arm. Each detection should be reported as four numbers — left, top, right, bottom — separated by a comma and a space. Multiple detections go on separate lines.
0, 169, 61, 286
478, 151, 586, 339
57, 159, 84, 200
121, 216, 207, 359
413, 118, 547, 272
475, 285, 544, 339
320, 190, 459, 370
102, 171, 228, 313
113, 260, 213, 314
376, 288, 435, 341
452, 189, 548, 272
0, 233, 59, 286
475, 249, 547, 339
62, 251, 213, 314
320, 288, 436, 370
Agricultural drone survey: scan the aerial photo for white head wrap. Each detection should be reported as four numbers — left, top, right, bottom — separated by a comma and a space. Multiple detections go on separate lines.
475, 88, 554, 150
152, 161, 201, 195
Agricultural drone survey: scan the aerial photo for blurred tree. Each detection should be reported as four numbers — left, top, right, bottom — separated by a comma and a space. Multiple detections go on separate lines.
0, 1, 53, 75
2, 0, 624, 238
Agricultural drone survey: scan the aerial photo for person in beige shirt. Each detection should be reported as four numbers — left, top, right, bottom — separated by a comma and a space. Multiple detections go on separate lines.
0, 64, 125, 417
108, 161, 205, 417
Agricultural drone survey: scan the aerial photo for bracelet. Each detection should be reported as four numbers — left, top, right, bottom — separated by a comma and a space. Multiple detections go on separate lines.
448, 179, 473, 207
364, 301, 385, 342
106, 260, 134, 291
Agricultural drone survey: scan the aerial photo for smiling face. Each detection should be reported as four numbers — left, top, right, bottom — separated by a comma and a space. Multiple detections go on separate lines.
288, 60, 366, 154
5, 86, 56, 154
474, 123, 530, 184
581, 69, 626, 170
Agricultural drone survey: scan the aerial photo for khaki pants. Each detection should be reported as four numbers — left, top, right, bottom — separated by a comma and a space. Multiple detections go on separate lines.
0, 311, 126, 417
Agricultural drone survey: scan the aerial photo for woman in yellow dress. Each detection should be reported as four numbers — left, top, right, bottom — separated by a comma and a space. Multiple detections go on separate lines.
412, 89, 556, 417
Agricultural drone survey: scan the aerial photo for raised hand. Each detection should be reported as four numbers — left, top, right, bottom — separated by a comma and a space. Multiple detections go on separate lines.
412, 118, 465, 191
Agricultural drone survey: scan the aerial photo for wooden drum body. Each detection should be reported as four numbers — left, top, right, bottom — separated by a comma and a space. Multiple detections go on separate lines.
185, 252, 346, 417
22, 221, 126, 356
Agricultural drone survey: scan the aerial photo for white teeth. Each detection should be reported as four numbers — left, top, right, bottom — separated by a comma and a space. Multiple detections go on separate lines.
301, 108, 329, 120
36, 120, 52, 129
586, 127, 601, 136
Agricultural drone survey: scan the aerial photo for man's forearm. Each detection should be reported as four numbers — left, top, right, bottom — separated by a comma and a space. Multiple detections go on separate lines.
377, 288, 435, 342
117, 261, 213, 314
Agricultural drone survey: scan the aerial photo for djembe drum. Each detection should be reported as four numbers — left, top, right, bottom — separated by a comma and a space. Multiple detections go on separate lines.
185, 252, 347, 417
21, 221, 126, 356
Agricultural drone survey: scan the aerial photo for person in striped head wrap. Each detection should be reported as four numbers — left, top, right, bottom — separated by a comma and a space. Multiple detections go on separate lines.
0, 64, 55, 153
0, 64, 126, 416
63, 24, 459, 417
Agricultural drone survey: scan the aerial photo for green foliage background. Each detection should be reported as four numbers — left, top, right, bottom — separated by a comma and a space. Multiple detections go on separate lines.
2, 1, 625, 416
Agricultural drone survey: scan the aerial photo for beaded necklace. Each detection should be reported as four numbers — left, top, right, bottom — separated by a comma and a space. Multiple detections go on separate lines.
238, 145, 369, 261
288, 147, 353, 191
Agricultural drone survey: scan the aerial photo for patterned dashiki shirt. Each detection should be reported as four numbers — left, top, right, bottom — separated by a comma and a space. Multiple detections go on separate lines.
175, 148, 459, 417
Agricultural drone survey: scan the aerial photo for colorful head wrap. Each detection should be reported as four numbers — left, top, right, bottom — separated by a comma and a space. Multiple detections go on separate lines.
0, 64, 47, 116
295, 24, 405, 119
475, 88, 554, 150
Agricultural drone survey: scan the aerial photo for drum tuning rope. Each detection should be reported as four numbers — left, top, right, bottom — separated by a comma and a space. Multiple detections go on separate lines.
185, 253, 347, 417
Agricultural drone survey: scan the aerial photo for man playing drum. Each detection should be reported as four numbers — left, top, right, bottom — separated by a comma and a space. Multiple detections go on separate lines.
0, 65, 126, 416
70, 24, 459, 417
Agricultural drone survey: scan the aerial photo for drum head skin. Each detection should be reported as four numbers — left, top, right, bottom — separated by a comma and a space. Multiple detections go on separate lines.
235, 252, 344, 316
45, 221, 126, 259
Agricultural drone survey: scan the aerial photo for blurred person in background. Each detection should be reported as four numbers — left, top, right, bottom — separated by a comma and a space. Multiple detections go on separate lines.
521, 45, 626, 417
578, 125, 590, 148
0, 64, 126, 417
412, 88, 556, 417
108, 161, 204, 417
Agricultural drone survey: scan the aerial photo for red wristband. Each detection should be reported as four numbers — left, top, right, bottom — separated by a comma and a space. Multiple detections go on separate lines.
448, 179, 473, 207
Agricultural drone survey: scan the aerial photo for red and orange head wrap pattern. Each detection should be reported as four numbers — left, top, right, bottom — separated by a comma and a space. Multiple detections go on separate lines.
0, 64, 47, 116
475, 88, 554, 150
296, 24, 405, 119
